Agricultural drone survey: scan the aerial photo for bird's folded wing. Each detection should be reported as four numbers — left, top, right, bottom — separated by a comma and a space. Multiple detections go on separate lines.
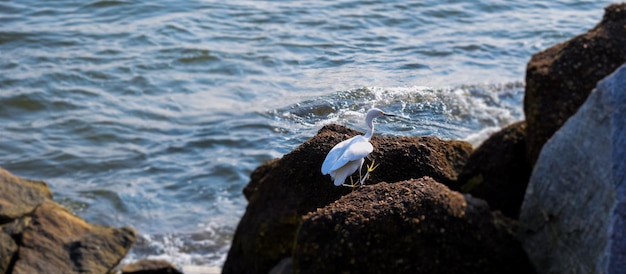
321, 139, 351, 174
329, 141, 373, 172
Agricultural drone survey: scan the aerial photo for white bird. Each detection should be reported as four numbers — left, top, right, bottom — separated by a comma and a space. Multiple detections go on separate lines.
321, 108, 395, 187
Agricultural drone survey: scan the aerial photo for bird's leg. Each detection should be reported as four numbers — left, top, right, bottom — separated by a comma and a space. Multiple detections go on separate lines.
341, 159, 368, 189
341, 176, 353, 187
359, 170, 369, 186
341, 176, 358, 188
368, 158, 381, 172
359, 159, 369, 185
359, 159, 380, 185
358, 161, 364, 186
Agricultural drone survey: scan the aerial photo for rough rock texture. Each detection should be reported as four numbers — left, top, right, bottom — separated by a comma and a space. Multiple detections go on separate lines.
367, 134, 472, 187
524, 3, 626, 165
0, 167, 53, 223
0, 231, 17, 274
293, 177, 534, 274
121, 259, 183, 274
456, 121, 531, 219
11, 200, 136, 274
223, 124, 473, 274
519, 64, 626, 273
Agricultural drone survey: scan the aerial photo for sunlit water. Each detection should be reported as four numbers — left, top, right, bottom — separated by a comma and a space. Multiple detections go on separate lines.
0, 0, 611, 269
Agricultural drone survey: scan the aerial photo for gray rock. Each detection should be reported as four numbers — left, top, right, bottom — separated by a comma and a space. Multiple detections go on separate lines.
519, 63, 626, 273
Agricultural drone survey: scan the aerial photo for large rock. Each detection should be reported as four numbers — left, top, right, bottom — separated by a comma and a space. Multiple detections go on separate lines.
223, 124, 473, 274
0, 167, 53, 223
456, 121, 531, 219
0, 231, 17, 274
11, 200, 136, 274
524, 3, 626, 165
519, 64, 626, 273
293, 177, 534, 274
121, 259, 183, 274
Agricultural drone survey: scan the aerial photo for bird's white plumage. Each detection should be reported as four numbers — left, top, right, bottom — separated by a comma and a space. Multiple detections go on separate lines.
321, 108, 393, 186
321, 135, 373, 175
329, 158, 364, 186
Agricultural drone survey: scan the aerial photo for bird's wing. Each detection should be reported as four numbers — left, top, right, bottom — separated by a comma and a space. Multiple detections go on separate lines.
328, 137, 373, 173
321, 137, 354, 175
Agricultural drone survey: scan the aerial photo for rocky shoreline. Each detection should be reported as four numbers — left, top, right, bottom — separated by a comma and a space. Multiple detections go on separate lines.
1, 3, 625, 274
224, 3, 626, 274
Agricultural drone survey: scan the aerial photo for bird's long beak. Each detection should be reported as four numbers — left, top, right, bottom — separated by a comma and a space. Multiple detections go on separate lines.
384, 112, 411, 121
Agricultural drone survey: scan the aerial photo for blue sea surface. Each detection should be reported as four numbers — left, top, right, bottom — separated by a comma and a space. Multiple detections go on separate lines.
0, 0, 612, 268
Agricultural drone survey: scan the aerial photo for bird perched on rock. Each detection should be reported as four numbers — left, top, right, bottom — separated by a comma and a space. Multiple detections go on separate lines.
321, 108, 395, 187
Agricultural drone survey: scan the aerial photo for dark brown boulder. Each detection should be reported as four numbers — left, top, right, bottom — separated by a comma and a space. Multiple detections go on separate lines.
292, 177, 534, 274
0, 167, 53, 223
368, 131, 472, 187
11, 200, 136, 274
242, 158, 279, 201
456, 121, 531, 219
223, 124, 473, 274
524, 3, 626, 165
121, 259, 183, 274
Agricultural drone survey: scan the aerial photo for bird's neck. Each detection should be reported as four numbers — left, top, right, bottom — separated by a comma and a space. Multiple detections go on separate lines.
364, 125, 374, 139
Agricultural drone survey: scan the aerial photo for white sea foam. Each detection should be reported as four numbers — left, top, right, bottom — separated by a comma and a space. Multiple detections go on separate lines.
120, 195, 242, 271
278, 83, 524, 147
121, 228, 230, 271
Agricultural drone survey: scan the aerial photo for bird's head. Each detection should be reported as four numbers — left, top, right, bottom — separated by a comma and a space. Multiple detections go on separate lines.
366, 108, 396, 120
362, 107, 396, 138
